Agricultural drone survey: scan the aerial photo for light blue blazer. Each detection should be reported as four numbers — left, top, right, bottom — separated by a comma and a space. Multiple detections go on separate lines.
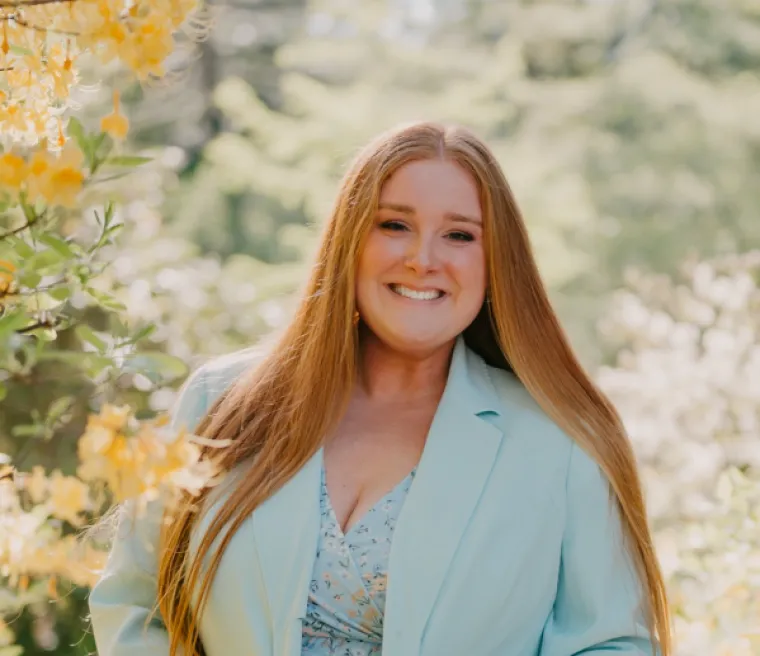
89, 337, 656, 655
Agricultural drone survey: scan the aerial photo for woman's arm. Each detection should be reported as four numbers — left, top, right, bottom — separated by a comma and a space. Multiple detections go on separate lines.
539, 441, 658, 656
88, 366, 209, 655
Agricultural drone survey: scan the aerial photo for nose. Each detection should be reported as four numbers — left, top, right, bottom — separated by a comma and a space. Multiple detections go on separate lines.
404, 233, 438, 274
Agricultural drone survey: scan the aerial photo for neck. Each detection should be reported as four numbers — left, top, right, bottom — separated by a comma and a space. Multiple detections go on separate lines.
356, 330, 455, 404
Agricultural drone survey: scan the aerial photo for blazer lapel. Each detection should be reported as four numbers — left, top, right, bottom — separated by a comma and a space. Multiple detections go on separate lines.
383, 338, 505, 655
251, 447, 323, 656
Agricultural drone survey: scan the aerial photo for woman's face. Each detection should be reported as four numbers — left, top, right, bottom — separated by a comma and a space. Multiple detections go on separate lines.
356, 158, 487, 357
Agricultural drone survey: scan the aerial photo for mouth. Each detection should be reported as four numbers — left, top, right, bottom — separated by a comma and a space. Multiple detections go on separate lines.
387, 283, 446, 301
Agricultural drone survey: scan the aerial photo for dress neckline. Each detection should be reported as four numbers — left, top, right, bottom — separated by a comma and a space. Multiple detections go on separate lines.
322, 465, 416, 537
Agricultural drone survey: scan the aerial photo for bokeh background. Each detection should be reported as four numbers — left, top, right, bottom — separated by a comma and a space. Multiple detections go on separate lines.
2, 0, 759, 653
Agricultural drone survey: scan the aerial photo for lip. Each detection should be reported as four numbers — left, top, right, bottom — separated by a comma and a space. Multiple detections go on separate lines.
387, 283, 446, 294
386, 283, 448, 300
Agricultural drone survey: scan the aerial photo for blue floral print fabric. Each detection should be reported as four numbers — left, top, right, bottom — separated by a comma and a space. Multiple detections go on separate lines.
301, 465, 416, 655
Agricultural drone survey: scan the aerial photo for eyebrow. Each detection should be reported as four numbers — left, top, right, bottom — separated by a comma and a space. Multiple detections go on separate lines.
377, 202, 482, 226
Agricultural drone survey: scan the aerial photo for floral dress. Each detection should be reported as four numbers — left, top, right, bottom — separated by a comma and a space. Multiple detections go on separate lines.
301, 465, 417, 655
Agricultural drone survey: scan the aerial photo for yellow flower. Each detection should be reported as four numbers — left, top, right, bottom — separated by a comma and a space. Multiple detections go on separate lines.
0, 104, 30, 133
0, 260, 16, 295
78, 423, 115, 459
100, 90, 129, 141
0, 152, 28, 191
98, 404, 132, 432
26, 149, 54, 205
119, 19, 173, 79
47, 470, 90, 526
24, 466, 48, 504
43, 143, 85, 208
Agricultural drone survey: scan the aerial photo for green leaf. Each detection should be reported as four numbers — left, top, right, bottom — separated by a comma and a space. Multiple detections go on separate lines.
26, 248, 65, 272
12, 424, 42, 438
90, 133, 115, 173
29, 327, 57, 342
18, 194, 37, 225
67, 117, 88, 157
26, 292, 66, 311
0, 383, 6, 403
105, 156, 153, 167
8, 237, 34, 260
76, 324, 107, 352
123, 352, 189, 382
49, 286, 71, 301
104, 201, 115, 226
37, 233, 77, 259
131, 323, 157, 343
9, 44, 33, 57
18, 270, 41, 288
85, 287, 126, 312
47, 395, 75, 423
0, 310, 28, 335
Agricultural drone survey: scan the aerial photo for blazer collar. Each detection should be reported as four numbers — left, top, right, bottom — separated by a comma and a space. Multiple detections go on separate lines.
447, 334, 504, 418
381, 336, 507, 654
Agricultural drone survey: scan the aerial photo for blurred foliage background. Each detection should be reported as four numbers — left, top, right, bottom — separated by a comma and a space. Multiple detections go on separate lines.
2, 0, 759, 653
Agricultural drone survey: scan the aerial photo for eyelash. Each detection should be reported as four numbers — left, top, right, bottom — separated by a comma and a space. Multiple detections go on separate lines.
379, 220, 475, 243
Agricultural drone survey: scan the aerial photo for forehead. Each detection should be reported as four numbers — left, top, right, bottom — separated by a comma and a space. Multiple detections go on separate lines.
379, 159, 482, 218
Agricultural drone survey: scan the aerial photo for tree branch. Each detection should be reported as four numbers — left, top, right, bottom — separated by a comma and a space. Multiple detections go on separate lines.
17, 318, 60, 334
8, 14, 80, 36
0, 0, 80, 7
0, 219, 34, 239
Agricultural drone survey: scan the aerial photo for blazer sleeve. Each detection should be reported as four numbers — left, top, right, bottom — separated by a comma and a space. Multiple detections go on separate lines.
88, 365, 209, 655
539, 441, 658, 656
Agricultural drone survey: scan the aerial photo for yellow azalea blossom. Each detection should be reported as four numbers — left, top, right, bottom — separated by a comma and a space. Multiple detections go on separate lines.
0, 152, 26, 193
78, 423, 116, 459
1, 104, 30, 133
0, 259, 16, 295
96, 404, 132, 432
49, 54, 77, 100
119, 20, 173, 79
26, 149, 54, 205
24, 466, 49, 504
169, 0, 200, 28
43, 142, 85, 208
47, 470, 90, 526
7, 67, 36, 90
101, 90, 129, 141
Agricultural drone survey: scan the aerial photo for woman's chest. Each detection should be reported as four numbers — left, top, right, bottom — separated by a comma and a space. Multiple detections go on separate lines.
198, 438, 568, 656
323, 405, 431, 534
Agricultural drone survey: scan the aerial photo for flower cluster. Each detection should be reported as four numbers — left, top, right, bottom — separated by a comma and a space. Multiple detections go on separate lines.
0, 0, 200, 149
0, 141, 84, 207
0, 402, 215, 594
77, 403, 217, 502
0, 469, 105, 592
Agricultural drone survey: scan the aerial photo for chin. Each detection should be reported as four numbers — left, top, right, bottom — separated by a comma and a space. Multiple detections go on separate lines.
375, 327, 457, 357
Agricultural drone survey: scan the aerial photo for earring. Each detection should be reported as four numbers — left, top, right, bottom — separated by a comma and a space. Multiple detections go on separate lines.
352, 310, 360, 326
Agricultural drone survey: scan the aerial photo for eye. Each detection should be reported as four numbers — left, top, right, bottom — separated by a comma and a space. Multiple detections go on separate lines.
446, 231, 475, 242
379, 220, 408, 232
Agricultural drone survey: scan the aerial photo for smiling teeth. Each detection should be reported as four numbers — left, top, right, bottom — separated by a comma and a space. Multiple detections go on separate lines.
391, 285, 443, 301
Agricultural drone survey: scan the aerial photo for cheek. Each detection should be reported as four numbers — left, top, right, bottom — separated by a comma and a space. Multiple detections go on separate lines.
451, 248, 487, 298
358, 236, 385, 275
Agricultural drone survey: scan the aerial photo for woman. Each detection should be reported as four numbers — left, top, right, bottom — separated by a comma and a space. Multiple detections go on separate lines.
89, 122, 671, 656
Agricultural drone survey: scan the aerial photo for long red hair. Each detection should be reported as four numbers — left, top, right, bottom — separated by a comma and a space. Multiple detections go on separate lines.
156, 122, 671, 655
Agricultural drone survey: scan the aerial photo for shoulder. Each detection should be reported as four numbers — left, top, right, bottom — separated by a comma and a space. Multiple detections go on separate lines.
194, 345, 267, 398
483, 360, 574, 457
170, 345, 267, 431
481, 358, 615, 516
